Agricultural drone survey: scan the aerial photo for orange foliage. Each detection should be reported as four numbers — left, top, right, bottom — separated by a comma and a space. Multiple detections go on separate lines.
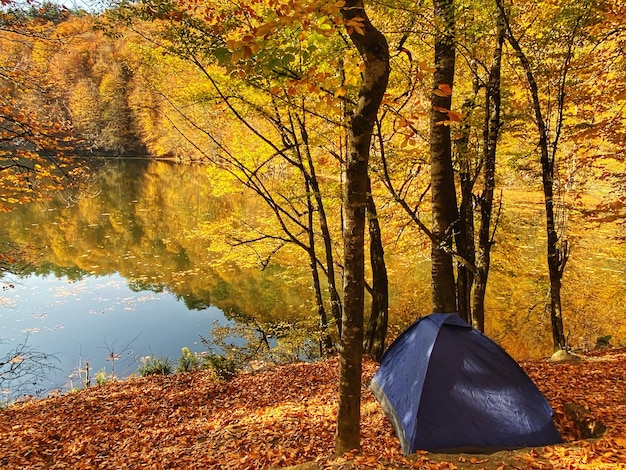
0, 3, 84, 211
1, 352, 626, 469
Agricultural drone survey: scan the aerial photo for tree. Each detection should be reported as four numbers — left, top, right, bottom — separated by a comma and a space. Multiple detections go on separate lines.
0, 0, 84, 211
429, 0, 458, 314
439, 0, 507, 331
428, 0, 503, 327
497, 0, 604, 350
471, 4, 505, 332
363, 176, 389, 361
108, 0, 392, 451
109, 0, 355, 352
335, 0, 389, 454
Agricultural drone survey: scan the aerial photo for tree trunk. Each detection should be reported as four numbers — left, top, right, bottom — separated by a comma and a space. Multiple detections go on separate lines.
364, 178, 389, 361
336, 0, 390, 456
291, 117, 335, 354
499, 0, 568, 350
298, 117, 343, 339
430, 0, 458, 314
473, 7, 505, 333
455, 97, 476, 325
455, 54, 482, 325
305, 187, 335, 354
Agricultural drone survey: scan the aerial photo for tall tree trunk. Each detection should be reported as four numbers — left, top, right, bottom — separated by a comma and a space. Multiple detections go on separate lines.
455, 96, 476, 324
430, 0, 458, 314
336, 0, 390, 456
498, 0, 568, 350
455, 54, 482, 325
298, 116, 343, 339
288, 114, 335, 353
364, 177, 389, 361
304, 177, 335, 354
473, 6, 505, 333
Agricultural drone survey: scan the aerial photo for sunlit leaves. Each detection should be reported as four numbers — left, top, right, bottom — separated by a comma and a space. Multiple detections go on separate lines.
343, 15, 366, 35
447, 110, 464, 122
0, 116, 82, 211
0, 4, 90, 211
126, 0, 349, 74
500, 0, 626, 231
1, 350, 626, 467
432, 103, 465, 126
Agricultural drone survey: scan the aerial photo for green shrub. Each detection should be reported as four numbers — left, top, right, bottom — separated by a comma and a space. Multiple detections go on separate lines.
596, 335, 612, 349
137, 356, 173, 377
176, 347, 200, 373
202, 353, 238, 381
95, 369, 108, 385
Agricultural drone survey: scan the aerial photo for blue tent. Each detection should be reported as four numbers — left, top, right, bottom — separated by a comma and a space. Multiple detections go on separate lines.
369, 313, 562, 454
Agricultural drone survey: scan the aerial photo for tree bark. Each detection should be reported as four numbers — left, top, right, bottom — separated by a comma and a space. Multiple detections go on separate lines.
336, 0, 390, 455
455, 96, 476, 325
298, 116, 343, 342
304, 178, 335, 354
472, 7, 505, 333
498, 0, 567, 350
363, 177, 389, 361
430, 0, 458, 314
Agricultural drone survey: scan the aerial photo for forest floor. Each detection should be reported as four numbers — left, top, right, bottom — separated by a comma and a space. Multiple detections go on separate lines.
1, 349, 625, 469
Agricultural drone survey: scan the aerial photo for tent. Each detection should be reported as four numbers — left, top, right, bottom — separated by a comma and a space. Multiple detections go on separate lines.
369, 313, 562, 454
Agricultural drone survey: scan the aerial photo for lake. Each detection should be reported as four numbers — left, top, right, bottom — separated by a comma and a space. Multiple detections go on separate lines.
0, 159, 317, 397
1, 158, 625, 399
1, 272, 226, 391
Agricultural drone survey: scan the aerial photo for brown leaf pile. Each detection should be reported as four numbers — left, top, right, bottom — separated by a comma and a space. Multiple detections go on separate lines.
1, 351, 625, 469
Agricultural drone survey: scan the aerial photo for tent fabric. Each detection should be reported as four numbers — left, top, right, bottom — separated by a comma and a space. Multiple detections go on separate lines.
370, 313, 562, 455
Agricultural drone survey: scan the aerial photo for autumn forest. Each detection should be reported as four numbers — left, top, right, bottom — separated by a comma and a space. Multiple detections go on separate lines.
1, 0, 626, 463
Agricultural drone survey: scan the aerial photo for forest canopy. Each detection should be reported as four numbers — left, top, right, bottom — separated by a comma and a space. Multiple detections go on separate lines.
1, 0, 625, 351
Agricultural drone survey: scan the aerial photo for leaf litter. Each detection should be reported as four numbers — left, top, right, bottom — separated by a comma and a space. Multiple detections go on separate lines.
1, 350, 626, 469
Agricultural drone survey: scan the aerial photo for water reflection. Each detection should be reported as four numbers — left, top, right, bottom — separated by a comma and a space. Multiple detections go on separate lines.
0, 272, 226, 392
0, 159, 314, 394
2, 158, 625, 395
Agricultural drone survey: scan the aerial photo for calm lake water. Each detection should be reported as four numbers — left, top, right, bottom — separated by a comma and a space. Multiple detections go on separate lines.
1, 272, 226, 391
0, 159, 315, 396
2, 158, 624, 398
